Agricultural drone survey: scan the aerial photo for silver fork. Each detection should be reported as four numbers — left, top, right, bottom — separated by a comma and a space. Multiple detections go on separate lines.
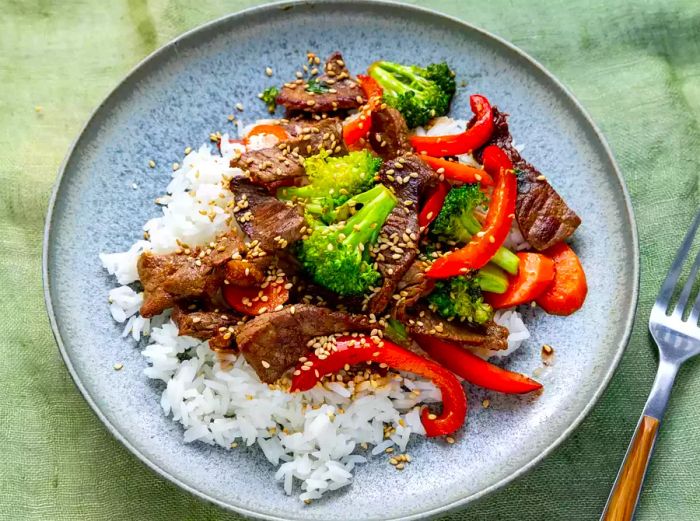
601, 209, 700, 520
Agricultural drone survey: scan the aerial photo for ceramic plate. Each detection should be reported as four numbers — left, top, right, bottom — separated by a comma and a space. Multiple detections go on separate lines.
43, 1, 638, 519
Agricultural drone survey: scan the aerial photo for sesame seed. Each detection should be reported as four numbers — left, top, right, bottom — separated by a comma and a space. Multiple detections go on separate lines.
261, 360, 271, 369
172, 162, 180, 171
475, 174, 482, 181
265, 66, 273, 76
446, 436, 455, 444
184, 146, 192, 155
489, 235, 495, 243
148, 160, 156, 168
428, 413, 437, 420
35, 105, 43, 113
542, 344, 554, 355
227, 114, 235, 122
482, 399, 491, 408
395, 463, 405, 470
235, 102, 244, 111
536, 175, 547, 181
113, 363, 123, 371
307, 99, 316, 106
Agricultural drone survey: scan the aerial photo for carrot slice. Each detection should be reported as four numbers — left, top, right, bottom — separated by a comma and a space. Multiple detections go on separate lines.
244, 124, 289, 144
222, 281, 289, 316
421, 156, 494, 186
485, 252, 554, 308
535, 242, 587, 315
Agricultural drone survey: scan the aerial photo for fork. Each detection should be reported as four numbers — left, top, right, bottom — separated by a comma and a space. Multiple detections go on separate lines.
601, 209, 700, 520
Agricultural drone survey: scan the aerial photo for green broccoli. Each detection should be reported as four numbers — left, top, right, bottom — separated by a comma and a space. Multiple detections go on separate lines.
278, 150, 381, 223
430, 184, 520, 275
367, 60, 456, 128
297, 184, 396, 296
259, 86, 279, 113
428, 273, 499, 325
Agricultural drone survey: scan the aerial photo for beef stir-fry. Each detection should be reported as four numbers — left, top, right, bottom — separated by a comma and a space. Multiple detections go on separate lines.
134, 52, 588, 438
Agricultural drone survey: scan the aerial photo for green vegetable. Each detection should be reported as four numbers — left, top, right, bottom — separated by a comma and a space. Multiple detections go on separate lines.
259, 86, 279, 113
306, 78, 329, 94
367, 60, 456, 128
428, 274, 494, 325
278, 150, 381, 223
475, 263, 509, 294
298, 184, 396, 296
430, 184, 520, 275
385, 318, 409, 345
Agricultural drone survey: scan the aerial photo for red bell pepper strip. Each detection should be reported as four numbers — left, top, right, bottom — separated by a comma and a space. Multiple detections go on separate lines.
244, 124, 289, 144
426, 145, 517, 279
290, 335, 467, 437
413, 334, 542, 394
409, 94, 495, 156
535, 242, 588, 315
418, 180, 450, 229
222, 280, 289, 316
421, 155, 494, 186
342, 75, 383, 146
485, 252, 555, 308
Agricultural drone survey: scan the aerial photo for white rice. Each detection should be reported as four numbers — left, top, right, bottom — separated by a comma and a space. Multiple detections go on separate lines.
100, 119, 531, 500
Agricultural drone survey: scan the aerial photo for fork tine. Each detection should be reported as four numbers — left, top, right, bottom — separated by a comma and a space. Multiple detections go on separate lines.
655, 210, 700, 310
673, 245, 700, 319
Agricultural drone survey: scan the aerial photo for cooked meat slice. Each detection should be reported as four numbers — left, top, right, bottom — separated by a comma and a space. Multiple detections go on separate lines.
368, 106, 412, 160
172, 305, 239, 340
479, 108, 581, 250
231, 178, 305, 252
236, 304, 373, 383
392, 258, 435, 320
230, 147, 305, 189
137, 232, 244, 317
368, 155, 438, 314
402, 305, 509, 352
276, 52, 365, 114
230, 118, 346, 188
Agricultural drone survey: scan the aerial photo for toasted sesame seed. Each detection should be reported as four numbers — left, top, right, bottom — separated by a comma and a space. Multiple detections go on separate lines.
536, 175, 547, 181
542, 344, 554, 355
172, 162, 180, 171
235, 102, 244, 111
428, 413, 437, 420
148, 160, 156, 168
395, 463, 405, 470
265, 66, 273, 76
482, 399, 491, 408
261, 360, 271, 369
113, 363, 123, 371
446, 436, 455, 444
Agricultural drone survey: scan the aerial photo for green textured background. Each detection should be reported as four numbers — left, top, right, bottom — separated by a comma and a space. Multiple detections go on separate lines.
1, 0, 699, 519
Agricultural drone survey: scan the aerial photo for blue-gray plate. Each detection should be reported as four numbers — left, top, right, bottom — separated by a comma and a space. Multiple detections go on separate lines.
43, 1, 638, 519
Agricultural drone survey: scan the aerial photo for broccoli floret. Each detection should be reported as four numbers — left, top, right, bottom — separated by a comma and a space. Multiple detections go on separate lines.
428, 274, 494, 325
367, 60, 456, 128
298, 184, 396, 296
259, 86, 279, 113
278, 150, 381, 222
430, 184, 520, 275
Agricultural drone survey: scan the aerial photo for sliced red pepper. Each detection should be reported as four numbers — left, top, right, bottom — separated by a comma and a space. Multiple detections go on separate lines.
413, 335, 542, 394
243, 124, 289, 144
485, 252, 555, 308
342, 75, 383, 146
409, 94, 494, 156
222, 280, 289, 316
418, 180, 450, 229
426, 145, 517, 278
421, 155, 494, 186
290, 335, 467, 437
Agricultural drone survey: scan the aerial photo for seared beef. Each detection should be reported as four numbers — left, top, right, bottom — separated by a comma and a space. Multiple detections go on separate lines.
236, 304, 373, 383
402, 305, 509, 351
230, 118, 346, 188
137, 232, 244, 318
368, 155, 438, 314
172, 305, 240, 350
392, 258, 435, 320
231, 178, 306, 252
368, 107, 412, 160
277, 52, 365, 114
479, 108, 581, 250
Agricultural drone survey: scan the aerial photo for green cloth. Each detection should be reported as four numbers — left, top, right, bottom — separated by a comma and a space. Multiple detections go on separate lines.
1, 0, 698, 518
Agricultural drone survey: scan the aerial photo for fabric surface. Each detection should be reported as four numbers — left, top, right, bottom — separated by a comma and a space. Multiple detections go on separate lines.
1, 0, 698, 519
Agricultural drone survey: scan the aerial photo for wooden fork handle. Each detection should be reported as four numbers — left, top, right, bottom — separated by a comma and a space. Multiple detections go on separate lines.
601, 415, 660, 521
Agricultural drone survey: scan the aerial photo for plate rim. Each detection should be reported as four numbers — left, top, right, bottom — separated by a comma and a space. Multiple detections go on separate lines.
42, 1, 640, 519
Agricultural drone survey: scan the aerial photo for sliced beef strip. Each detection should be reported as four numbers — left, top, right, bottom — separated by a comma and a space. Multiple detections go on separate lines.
477, 108, 581, 250
402, 305, 509, 352
231, 178, 306, 252
230, 118, 346, 189
137, 231, 244, 318
276, 52, 365, 114
368, 106, 412, 160
236, 304, 374, 383
367, 155, 438, 315
392, 258, 435, 321
172, 305, 241, 351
